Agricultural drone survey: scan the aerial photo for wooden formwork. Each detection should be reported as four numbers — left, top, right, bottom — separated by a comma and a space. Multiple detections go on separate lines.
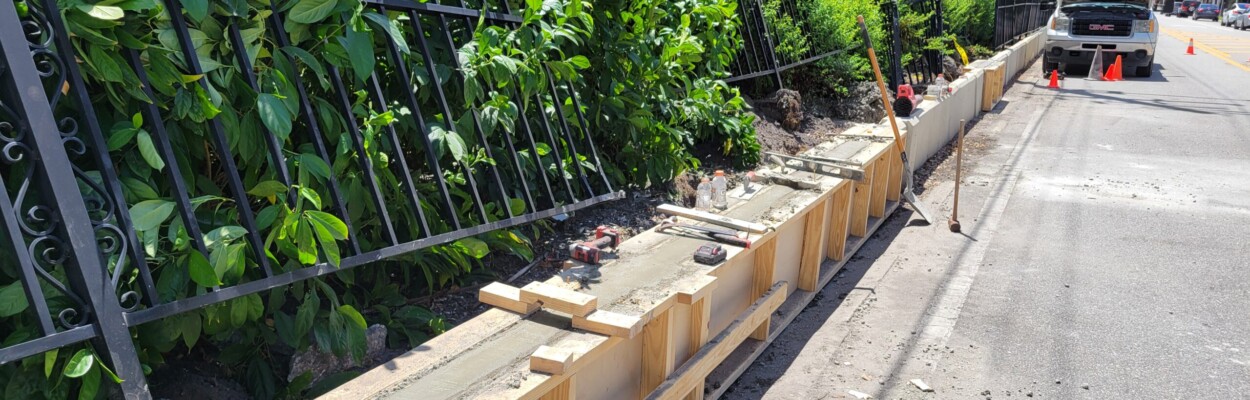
325, 127, 908, 400
981, 61, 1006, 112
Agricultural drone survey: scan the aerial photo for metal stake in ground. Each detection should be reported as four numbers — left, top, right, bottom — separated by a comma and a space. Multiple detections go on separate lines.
856, 15, 933, 224
950, 119, 966, 233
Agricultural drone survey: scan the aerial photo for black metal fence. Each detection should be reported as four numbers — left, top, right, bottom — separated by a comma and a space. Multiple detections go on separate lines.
881, 0, 945, 90
0, 0, 618, 396
726, 0, 854, 86
993, 0, 1056, 49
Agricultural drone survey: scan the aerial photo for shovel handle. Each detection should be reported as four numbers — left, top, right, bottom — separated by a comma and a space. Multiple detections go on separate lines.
857, 15, 907, 157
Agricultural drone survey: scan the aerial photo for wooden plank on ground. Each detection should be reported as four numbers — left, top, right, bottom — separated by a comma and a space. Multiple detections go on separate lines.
645, 282, 789, 400
826, 184, 852, 262
480, 282, 539, 314
798, 201, 828, 292
750, 240, 778, 340
676, 275, 718, 305
641, 308, 676, 394
530, 346, 575, 375
519, 281, 598, 317
573, 310, 643, 338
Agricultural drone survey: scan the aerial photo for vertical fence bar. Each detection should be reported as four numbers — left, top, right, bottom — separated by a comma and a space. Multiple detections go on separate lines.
0, 4, 149, 395
433, 14, 518, 218
373, 8, 462, 229
543, 65, 595, 197
365, 74, 432, 238
225, 22, 295, 204
408, 11, 492, 222
326, 67, 400, 246
267, 12, 363, 254
161, 0, 273, 277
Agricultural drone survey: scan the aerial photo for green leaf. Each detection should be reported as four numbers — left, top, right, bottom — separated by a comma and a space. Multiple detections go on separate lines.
230, 297, 248, 327
44, 348, 58, 378
248, 180, 288, 199
121, 178, 158, 200
288, 0, 337, 24
0, 282, 30, 317
256, 205, 279, 229
300, 153, 332, 180
363, 12, 409, 54
337, 305, 367, 330
343, 24, 375, 82
296, 219, 316, 265
77, 365, 100, 400
180, 312, 202, 349
298, 187, 322, 210
257, 93, 293, 141
179, 0, 208, 22
295, 292, 317, 339
567, 55, 590, 69
246, 293, 264, 321
136, 129, 165, 171
129, 199, 175, 231
187, 251, 220, 287
131, 112, 143, 128
204, 226, 248, 248
305, 210, 347, 240
457, 237, 489, 258
76, 4, 125, 20
87, 45, 124, 83
428, 124, 466, 161
63, 349, 94, 378
309, 214, 340, 266
282, 46, 329, 88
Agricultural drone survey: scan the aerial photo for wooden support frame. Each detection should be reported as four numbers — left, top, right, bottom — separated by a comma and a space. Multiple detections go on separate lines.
750, 240, 778, 340
870, 155, 889, 218
850, 162, 874, 237
798, 200, 828, 292
684, 297, 711, 400
826, 184, 852, 262
480, 282, 539, 315
540, 376, 575, 400
645, 282, 789, 400
641, 308, 676, 394
572, 310, 643, 338
887, 146, 903, 202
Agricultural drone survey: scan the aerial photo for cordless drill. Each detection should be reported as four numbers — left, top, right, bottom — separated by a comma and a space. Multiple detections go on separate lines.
569, 226, 621, 264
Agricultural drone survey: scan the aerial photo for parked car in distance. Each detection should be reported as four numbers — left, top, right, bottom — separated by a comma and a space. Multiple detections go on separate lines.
1176, 0, 1200, 17
1169, 1, 1182, 15
1192, 3, 1220, 20
1222, 3, 1250, 28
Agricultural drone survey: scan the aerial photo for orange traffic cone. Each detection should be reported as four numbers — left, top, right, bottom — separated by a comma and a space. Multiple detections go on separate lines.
1111, 55, 1124, 81
1186, 38, 1195, 55
1047, 69, 1060, 89
1103, 59, 1117, 81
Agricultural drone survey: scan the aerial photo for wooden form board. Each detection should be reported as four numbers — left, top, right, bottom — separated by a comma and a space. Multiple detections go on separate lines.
328, 124, 906, 400
982, 61, 1006, 112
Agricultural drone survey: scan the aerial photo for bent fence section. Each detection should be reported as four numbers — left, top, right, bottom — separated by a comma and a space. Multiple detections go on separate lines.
0, 0, 619, 397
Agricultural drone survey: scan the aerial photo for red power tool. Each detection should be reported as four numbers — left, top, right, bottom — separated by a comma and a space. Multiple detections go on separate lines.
569, 226, 622, 264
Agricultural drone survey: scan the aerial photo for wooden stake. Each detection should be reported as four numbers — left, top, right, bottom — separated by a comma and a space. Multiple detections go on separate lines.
950, 119, 966, 233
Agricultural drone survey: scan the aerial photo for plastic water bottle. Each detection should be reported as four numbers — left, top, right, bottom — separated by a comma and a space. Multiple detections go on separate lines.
711, 170, 728, 210
696, 177, 713, 210
932, 74, 949, 101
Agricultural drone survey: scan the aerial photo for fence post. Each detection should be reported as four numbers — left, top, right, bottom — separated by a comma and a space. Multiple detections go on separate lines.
0, 4, 150, 398
890, 0, 904, 91
750, 0, 786, 89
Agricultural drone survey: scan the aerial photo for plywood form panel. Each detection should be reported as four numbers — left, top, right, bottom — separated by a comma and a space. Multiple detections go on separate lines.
750, 240, 778, 340
851, 162, 874, 237
826, 184, 852, 262
798, 200, 829, 292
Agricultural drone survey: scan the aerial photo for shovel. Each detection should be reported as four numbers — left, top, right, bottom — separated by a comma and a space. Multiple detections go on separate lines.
856, 15, 932, 224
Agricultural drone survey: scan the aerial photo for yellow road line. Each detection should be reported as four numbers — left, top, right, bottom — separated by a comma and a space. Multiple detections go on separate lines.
1161, 28, 1250, 72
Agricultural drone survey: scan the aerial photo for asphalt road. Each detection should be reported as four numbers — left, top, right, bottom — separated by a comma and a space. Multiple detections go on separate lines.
726, 18, 1250, 400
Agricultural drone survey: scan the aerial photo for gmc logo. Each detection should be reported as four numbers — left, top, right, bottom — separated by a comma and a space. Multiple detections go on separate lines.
1089, 24, 1115, 31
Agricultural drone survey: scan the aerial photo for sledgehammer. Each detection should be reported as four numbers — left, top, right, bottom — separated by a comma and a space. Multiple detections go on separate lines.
857, 15, 932, 224
949, 120, 966, 233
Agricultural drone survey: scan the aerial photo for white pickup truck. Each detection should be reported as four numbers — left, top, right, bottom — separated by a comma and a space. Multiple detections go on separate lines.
1044, 0, 1160, 77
